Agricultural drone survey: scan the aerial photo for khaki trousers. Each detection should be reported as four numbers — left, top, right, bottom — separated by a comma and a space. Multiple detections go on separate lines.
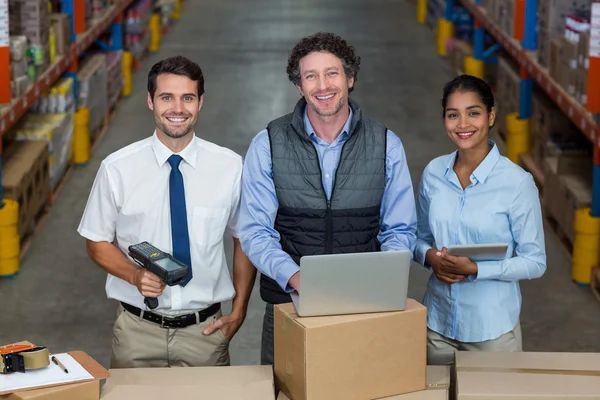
110, 304, 230, 368
427, 321, 523, 365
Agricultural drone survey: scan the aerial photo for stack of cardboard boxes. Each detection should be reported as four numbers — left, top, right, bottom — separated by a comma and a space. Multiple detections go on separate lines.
494, 56, 520, 136
78, 54, 108, 142
548, 19, 591, 106
8, 0, 50, 79
8, 36, 30, 99
537, 0, 594, 68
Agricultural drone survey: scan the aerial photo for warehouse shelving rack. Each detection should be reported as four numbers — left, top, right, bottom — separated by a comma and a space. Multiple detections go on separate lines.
449, 0, 600, 219
0, 0, 135, 203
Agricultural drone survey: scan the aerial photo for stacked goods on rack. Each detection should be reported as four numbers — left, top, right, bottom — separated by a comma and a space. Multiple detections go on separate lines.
9, 0, 51, 80
4, 77, 75, 193
124, 0, 152, 62
92, 0, 109, 20
106, 51, 124, 111
1, 140, 50, 239
8, 36, 30, 99
537, 0, 593, 68
426, 0, 445, 28
49, 12, 71, 59
547, 13, 591, 107
77, 53, 108, 143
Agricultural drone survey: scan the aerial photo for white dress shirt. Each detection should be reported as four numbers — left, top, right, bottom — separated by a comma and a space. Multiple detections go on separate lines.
78, 133, 242, 315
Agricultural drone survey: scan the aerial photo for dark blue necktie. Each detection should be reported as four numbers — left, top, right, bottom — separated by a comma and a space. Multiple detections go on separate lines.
167, 155, 192, 286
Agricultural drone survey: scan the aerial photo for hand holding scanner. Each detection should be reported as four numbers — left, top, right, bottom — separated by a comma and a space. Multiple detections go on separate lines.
128, 242, 190, 309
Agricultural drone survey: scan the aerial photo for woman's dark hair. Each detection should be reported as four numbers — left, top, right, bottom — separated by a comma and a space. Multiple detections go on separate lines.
441, 74, 495, 117
148, 56, 205, 100
287, 32, 361, 92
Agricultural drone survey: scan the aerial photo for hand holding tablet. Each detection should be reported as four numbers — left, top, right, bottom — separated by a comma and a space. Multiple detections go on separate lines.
446, 243, 509, 262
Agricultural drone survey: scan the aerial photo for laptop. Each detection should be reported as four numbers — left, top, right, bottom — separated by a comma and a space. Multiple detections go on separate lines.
290, 250, 411, 317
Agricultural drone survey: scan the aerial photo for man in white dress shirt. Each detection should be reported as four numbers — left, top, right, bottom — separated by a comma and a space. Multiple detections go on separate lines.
78, 56, 256, 368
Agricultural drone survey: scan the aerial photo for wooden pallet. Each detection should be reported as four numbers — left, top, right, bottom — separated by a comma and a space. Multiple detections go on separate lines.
592, 267, 600, 304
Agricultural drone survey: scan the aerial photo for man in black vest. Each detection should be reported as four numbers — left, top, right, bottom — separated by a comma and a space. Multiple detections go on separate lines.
239, 32, 417, 365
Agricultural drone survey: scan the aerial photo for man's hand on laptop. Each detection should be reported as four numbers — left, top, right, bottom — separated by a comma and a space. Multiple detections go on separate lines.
288, 272, 300, 292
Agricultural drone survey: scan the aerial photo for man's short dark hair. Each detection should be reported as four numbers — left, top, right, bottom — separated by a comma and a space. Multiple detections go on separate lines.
286, 32, 361, 92
147, 56, 205, 100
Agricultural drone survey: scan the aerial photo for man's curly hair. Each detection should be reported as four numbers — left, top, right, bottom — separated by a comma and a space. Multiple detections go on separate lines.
287, 32, 361, 92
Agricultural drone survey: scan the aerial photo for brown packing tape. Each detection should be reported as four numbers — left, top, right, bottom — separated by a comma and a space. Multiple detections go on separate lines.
426, 382, 450, 390
457, 366, 600, 377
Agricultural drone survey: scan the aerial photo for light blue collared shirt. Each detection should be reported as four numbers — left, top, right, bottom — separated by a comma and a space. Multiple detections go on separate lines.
240, 107, 417, 292
414, 141, 546, 342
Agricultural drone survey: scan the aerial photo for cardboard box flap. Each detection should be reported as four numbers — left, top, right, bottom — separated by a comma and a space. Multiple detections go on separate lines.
69, 351, 110, 380
457, 370, 600, 398
280, 299, 426, 329
456, 351, 600, 373
456, 352, 600, 398
102, 366, 274, 399
101, 383, 274, 400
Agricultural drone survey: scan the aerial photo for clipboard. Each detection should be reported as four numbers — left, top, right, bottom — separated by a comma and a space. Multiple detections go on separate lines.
0, 341, 110, 396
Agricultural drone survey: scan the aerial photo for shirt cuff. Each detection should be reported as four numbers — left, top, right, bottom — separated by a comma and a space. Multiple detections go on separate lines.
414, 241, 432, 266
473, 261, 500, 281
276, 260, 300, 293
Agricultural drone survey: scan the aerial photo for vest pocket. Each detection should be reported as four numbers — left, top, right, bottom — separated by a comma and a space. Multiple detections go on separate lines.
192, 206, 228, 248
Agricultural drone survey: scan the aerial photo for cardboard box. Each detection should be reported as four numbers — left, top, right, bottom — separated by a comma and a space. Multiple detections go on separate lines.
454, 351, 600, 399
578, 31, 590, 70
100, 366, 275, 400
0, 381, 99, 400
562, 174, 592, 243
276, 366, 449, 400
274, 299, 427, 400
50, 13, 71, 57
543, 157, 568, 226
1, 141, 50, 237
451, 40, 473, 76
548, 38, 563, 83
496, 57, 520, 135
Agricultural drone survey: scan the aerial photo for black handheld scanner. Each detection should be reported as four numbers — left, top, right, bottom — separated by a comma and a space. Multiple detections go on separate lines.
128, 242, 190, 309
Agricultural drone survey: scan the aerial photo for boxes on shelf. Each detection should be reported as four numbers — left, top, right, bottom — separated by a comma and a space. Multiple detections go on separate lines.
274, 299, 427, 400
543, 149, 592, 243
92, 0, 109, 19
78, 54, 108, 141
106, 51, 124, 110
495, 56, 520, 136
1, 141, 50, 238
124, 0, 153, 60
50, 13, 71, 58
497, 0, 515, 39
537, 0, 594, 67
8, 77, 77, 190
450, 40, 473, 76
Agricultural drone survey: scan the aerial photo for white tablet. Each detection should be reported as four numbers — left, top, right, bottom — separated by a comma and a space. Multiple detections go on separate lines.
447, 243, 509, 262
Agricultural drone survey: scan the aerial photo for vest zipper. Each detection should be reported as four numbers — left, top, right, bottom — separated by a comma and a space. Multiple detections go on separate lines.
325, 138, 350, 254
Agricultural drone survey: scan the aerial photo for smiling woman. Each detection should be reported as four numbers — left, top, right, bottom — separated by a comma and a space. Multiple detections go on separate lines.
413, 74, 547, 365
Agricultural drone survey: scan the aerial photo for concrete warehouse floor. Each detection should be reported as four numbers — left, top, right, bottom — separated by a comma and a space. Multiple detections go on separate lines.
0, 0, 599, 368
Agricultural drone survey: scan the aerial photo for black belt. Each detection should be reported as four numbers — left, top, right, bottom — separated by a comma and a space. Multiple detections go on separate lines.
121, 302, 220, 329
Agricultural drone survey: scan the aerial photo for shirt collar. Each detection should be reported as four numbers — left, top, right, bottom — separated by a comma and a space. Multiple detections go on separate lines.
302, 105, 353, 140
151, 131, 198, 169
445, 140, 500, 184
